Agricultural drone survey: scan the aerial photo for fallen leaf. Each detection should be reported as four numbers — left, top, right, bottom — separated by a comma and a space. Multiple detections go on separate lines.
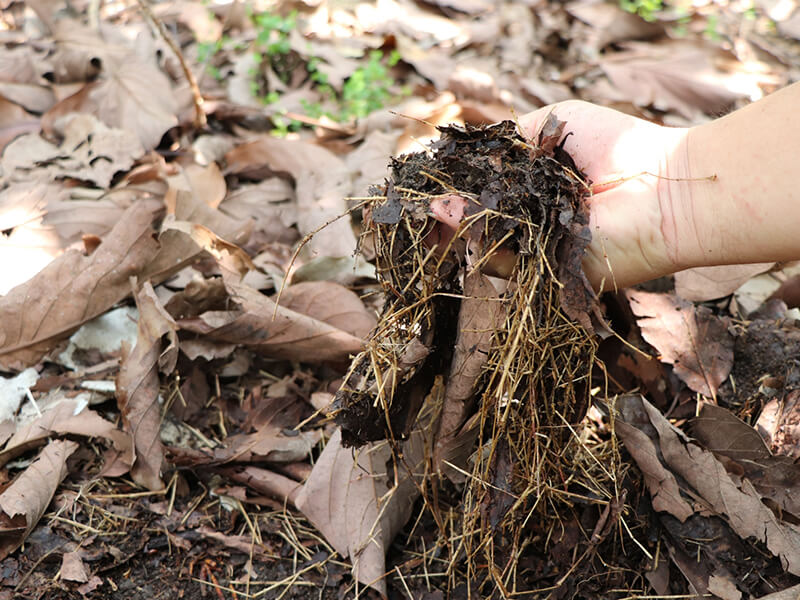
599, 41, 776, 120
674, 263, 774, 302
641, 397, 800, 575
224, 136, 356, 258
757, 390, 800, 459
290, 255, 376, 285
0, 439, 78, 561
178, 277, 365, 363
567, 0, 662, 52
2, 113, 144, 187
116, 282, 178, 491
276, 281, 377, 340
43, 54, 179, 151
627, 290, 734, 398
171, 427, 321, 466
60, 551, 89, 583
434, 272, 502, 472
754, 583, 800, 600
57, 306, 139, 370
295, 425, 427, 596
615, 398, 694, 522
0, 201, 161, 371
0, 398, 132, 473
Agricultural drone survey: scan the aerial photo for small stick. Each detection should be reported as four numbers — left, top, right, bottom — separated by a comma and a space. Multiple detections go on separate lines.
134, 0, 207, 129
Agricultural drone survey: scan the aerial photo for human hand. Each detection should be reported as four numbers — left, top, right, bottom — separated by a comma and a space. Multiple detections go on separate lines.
430, 101, 692, 291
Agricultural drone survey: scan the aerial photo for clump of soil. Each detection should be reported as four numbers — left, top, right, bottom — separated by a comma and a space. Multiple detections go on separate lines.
332, 118, 627, 595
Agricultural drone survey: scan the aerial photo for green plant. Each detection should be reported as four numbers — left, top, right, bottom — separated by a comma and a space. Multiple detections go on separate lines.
197, 38, 225, 80
619, 0, 663, 22
339, 50, 401, 121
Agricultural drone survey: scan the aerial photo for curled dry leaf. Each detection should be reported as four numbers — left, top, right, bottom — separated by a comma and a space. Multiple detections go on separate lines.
615, 397, 694, 522
60, 551, 89, 583
0, 201, 161, 372
757, 390, 800, 459
434, 272, 503, 474
224, 136, 356, 258
627, 290, 734, 398
116, 282, 178, 491
0, 439, 78, 561
275, 281, 377, 340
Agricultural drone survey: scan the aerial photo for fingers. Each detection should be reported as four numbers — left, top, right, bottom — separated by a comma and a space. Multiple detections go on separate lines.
428, 194, 467, 228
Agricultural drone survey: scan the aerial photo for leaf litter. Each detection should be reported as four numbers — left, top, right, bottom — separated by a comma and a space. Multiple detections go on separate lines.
0, 0, 799, 598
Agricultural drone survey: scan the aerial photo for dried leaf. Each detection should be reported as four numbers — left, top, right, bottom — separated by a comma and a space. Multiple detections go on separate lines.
178, 278, 364, 363
60, 551, 89, 583
641, 397, 800, 575
0, 201, 161, 371
43, 55, 179, 150
599, 41, 776, 120
0, 398, 132, 473
674, 263, 774, 302
276, 281, 377, 340
757, 390, 800, 459
295, 427, 426, 596
2, 113, 144, 187
627, 290, 734, 398
0, 440, 78, 561
224, 136, 356, 257
116, 282, 178, 491
615, 409, 694, 521
434, 272, 503, 475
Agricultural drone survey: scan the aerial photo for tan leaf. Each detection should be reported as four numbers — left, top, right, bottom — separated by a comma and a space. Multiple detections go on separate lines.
43, 55, 178, 150
0, 398, 132, 473
434, 273, 503, 474
60, 551, 89, 583
627, 290, 734, 398
757, 390, 800, 459
641, 398, 800, 575
116, 282, 178, 491
2, 113, 144, 188
599, 41, 776, 120
674, 263, 774, 302
276, 281, 377, 340
224, 136, 356, 257
567, 0, 662, 51
178, 278, 364, 363
0, 201, 161, 371
173, 427, 321, 466
295, 426, 427, 596
178, 162, 227, 210
615, 397, 694, 522
0, 439, 78, 561
219, 178, 298, 245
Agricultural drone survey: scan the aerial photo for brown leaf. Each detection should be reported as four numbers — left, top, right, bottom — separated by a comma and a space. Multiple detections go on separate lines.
0, 439, 78, 561
224, 136, 356, 257
757, 390, 800, 459
0, 398, 132, 473
434, 272, 503, 475
640, 397, 800, 575
567, 0, 662, 51
599, 41, 777, 120
295, 426, 427, 596
60, 551, 89, 583
2, 113, 144, 187
172, 427, 321, 466
0, 201, 161, 371
627, 290, 734, 398
178, 278, 364, 363
674, 263, 774, 302
276, 281, 377, 340
116, 282, 178, 491
615, 398, 694, 522
43, 54, 178, 151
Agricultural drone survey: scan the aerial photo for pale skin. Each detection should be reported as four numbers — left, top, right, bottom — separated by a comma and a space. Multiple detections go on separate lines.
429, 82, 800, 292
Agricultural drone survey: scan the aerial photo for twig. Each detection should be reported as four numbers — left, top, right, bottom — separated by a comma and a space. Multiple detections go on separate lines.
134, 0, 207, 129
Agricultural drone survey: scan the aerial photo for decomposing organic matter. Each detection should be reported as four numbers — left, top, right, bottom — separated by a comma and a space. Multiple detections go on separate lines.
332, 116, 626, 594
